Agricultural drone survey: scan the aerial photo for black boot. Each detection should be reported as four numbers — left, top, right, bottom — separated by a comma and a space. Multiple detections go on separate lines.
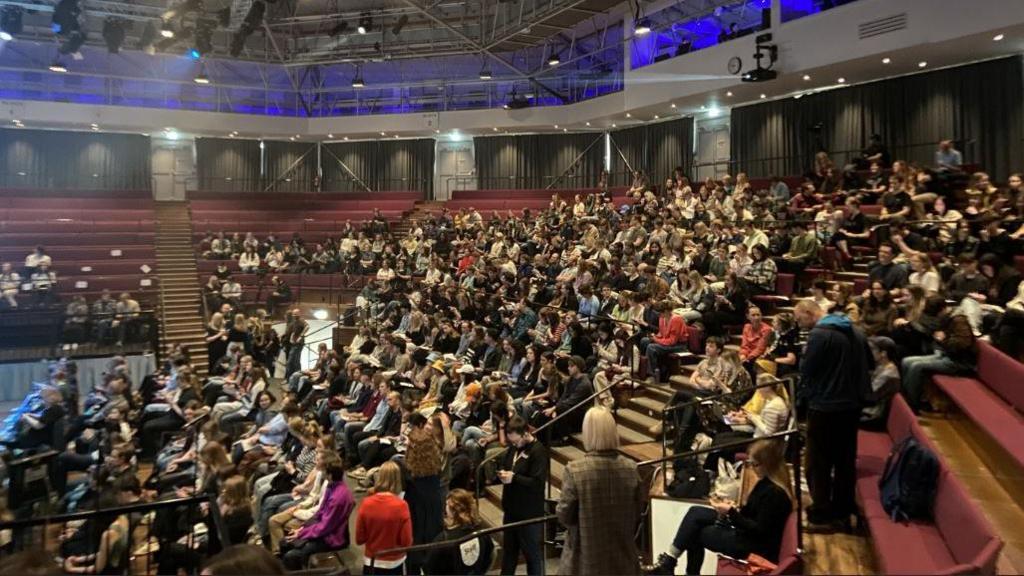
644, 553, 678, 576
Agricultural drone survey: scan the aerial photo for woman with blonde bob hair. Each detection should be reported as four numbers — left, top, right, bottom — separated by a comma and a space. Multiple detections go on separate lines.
557, 407, 643, 575
645, 439, 794, 575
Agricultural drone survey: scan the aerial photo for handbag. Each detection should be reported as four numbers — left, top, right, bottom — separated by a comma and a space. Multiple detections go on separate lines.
713, 459, 743, 502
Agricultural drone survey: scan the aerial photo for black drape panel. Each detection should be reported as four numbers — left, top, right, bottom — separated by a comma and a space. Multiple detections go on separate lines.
731, 56, 1024, 180
473, 133, 606, 189
264, 141, 318, 193
322, 139, 434, 195
195, 138, 262, 192
610, 117, 694, 186
0, 128, 150, 190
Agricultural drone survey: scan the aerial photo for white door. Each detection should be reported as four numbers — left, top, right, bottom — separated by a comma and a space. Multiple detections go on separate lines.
151, 140, 192, 201
695, 118, 731, 182
434, 141, 475, 200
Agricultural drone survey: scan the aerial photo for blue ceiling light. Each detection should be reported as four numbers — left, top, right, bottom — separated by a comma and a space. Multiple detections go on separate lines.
188, 48, 201, 60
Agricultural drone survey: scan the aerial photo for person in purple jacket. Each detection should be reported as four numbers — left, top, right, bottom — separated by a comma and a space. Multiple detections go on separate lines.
279, 453, 355, 569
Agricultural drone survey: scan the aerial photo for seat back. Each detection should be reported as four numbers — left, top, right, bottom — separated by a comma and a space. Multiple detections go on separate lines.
976, 340, 1024, 413
933, 467, 1002, 576
772, 511, 803, 575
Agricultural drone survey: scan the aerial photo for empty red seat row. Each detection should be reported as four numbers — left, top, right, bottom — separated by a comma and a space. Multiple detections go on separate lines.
0, 245, 156, 262
931, 341, 1024, 470
0, 208, 155, 221
190, 198, 416, 212
188, 191, 421, 203
54, 276, 159, 293
192, 210, 404, 223
856, 395, 1002, 575
53, 261, 158, 276
0, 220, 156, 233
0, 191, 152, 206
0, 232, 155, 246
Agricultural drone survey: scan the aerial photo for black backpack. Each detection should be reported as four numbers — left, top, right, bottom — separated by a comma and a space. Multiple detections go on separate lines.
878, 435, 940, 522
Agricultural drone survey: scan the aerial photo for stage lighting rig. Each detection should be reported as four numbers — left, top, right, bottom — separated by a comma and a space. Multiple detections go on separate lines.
741, 38, 778, 83
102, 17, 127, 53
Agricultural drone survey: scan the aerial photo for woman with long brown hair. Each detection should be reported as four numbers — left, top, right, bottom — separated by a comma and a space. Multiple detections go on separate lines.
646, 438, 793, 575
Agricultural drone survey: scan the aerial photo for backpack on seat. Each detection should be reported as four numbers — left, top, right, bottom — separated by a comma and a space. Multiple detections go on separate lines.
878, 435, 940, 522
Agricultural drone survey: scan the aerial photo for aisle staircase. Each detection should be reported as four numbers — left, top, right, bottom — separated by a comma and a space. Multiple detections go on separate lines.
154, 202, 209, 376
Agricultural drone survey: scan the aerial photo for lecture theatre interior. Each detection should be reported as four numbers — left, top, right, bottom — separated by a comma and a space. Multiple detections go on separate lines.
0, 0, 1023, 574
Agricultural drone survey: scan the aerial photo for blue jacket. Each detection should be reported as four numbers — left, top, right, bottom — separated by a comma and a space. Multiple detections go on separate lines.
799, 314, 872, 412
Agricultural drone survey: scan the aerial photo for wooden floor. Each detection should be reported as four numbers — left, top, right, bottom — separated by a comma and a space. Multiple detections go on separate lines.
801, 410, 1024, 575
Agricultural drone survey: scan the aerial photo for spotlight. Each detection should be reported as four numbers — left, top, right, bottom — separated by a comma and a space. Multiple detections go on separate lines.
160, 22, 175, 38
102, 18, 126, 54
547, 53, 560, 66
0, 6, 23, 41
194, 71, 210, 84
881, 57, 891, 64
351, 66, 365, 88
994, 34, 1005, 41
358, 14, 372, 34
918, 61, 927, 68
49, 60, 68, 72
802, 74, 810, 81
391, 14, 408, 35
479, 62, 492, 80
634, 17, 651, 36
837, 77, 845, 83
188, 48, 201, 60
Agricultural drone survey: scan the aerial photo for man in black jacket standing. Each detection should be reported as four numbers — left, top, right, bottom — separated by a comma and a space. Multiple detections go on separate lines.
795, 300, 872, 531
499, 416, 549, 576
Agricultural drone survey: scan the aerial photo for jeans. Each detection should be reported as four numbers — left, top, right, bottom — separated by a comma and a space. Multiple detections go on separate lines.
501, 522, 544, 576
461, 426, 489, 463
644, 339, 687, 383
806, 408, 859, 523
671, 506, 749, 575
285, 346, 303, 379
900, 350, 966, 410
258, 492, 296, 539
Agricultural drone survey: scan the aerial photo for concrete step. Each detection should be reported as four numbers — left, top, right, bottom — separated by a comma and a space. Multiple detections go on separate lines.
628, 394, 668, 417
616, 407, 661, 436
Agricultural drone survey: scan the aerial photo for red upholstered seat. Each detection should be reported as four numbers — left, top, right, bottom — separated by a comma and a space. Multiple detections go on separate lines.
855, 395, 1003, 576
932, 375, 1024, 468
975, 341, 1024, 411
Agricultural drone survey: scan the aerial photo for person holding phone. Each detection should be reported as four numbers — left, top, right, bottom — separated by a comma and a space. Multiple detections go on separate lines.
498, 416, 548, 576
645, 439, 793, 575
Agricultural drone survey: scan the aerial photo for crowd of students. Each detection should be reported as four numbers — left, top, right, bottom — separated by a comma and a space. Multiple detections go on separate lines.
3, 140, 1024, 575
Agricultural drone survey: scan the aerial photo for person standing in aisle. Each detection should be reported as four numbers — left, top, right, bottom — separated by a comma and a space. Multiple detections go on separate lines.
794, 300, 872, 531
497, 416, 548, 576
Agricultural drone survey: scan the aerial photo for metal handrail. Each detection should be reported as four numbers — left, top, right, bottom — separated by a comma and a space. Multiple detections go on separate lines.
660, 377, 794, 415
0, 494, 214, 530
368, 514, 558, 570
472, 377, 621, 501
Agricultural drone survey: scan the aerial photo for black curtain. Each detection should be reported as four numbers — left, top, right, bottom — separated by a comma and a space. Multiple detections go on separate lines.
322, 139, 434, 195
263, 140, 319, 193
473, 133, 606, 189
0, 128, 150, 190
731, 56, 1024, 180
610, 117, 694, 186
195, 138, 262, 192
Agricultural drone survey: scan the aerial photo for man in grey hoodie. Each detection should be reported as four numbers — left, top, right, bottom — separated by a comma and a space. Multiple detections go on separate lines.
795, 300, 872, 530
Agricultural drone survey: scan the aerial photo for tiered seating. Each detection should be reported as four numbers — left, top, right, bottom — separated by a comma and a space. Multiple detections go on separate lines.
190, 191, 420, 233
931, 341, 1024, 469
444, 186, 631, 212
0, 194, 159, 307
190, 192, 421, 303
856, 395, 1003, 575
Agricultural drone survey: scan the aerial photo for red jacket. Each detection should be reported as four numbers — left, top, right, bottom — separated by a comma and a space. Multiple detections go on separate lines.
740, 322, 773, 361
654, 314, 688, 347
356, 492, 413, 562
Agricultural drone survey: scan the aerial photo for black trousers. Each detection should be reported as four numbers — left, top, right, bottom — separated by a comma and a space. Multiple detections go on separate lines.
806, 408, 859, 523
669, 388, 715, 454
280, 537, 330, 570
671, 506, 749, 575
501, 521, 544, 576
